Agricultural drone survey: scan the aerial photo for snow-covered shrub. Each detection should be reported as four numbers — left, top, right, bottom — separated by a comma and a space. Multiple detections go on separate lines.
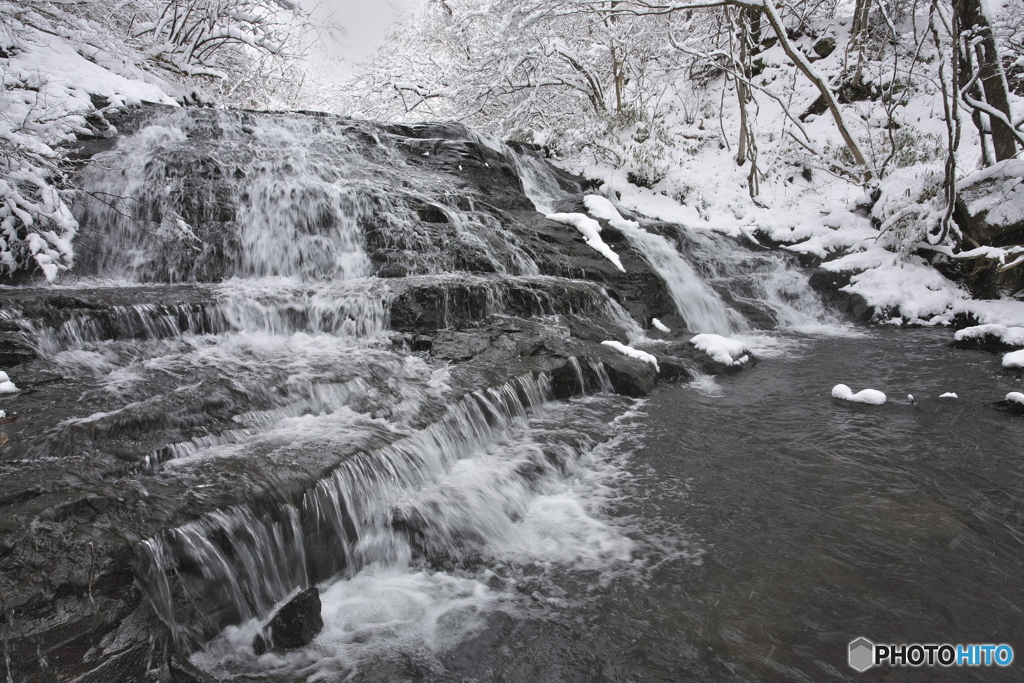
0, 10, 81, 280
0, 138, 77, 281
871, 164, 947, 253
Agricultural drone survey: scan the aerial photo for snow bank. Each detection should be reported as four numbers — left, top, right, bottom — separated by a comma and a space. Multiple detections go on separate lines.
0, 371, 17, 394
583, 195, 640, 231
1003, 350, 1024, 368
601, 340, 659, 371
1007, 392, 1024, 405
546, 213, 625, 272
652, 318, 671, 333
831, 384, 886, 405
689, 333, 750, 365
955, 324, 1024, 347
0, 8, 180, 281
823, 248, 968, 324
958, 160, 1024, 230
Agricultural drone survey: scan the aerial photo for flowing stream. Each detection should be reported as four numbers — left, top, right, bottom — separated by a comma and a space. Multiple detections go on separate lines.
1, 108, 1021, 682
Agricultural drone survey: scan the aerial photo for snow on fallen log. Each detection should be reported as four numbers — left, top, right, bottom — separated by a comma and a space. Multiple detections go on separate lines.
689, 333, 750, 365
546, 213, 625, 272
831, 384, 886, 405
601, 340, 659, 371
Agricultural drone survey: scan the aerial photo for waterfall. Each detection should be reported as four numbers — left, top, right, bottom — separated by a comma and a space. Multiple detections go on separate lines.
3, 105, 842, 682
674, 228, 839, 330
134, 373, 634, 651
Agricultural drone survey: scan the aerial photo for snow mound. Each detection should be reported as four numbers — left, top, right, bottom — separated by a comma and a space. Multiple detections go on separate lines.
939, 392, 958, 399
546, 213, 625, 272
601, 340, 659, 371
1003, 350, 1024, 368
1007, 392, 1024, 405
954, 324, 1024, 346
652, 318, 671, 333
690, 334, 750, 365
583, 195, 640, 231
959, 160, 1024, 230
831, 384, 886, 405
0, 371, 17, 394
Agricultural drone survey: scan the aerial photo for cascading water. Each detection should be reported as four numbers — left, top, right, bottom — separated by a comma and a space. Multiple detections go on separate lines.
1, 105, 841, 682
673, 227, 840, 330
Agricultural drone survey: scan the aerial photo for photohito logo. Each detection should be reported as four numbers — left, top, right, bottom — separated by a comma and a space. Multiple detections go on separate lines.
849, 638, 1014, 671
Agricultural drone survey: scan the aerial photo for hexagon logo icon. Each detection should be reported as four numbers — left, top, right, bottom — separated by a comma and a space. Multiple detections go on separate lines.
849, 637, 875, 672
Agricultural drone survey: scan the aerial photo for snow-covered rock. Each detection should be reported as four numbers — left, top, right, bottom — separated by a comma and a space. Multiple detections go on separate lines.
956, 160, 1024, 245
1003, 350, 1024, 368
939, 392, 958, 399
583, 195, 640, 231
601, 340, 659, 371
546, 213, 625, 272
831, 384, 886, 405
1006, 392, 1024, 405
954, 324, 1024, 350
652, 318, 671, 333
0, 371, 17, 394
689, 334, 750, 365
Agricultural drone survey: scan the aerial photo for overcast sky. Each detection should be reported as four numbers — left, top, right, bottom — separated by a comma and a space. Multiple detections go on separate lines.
305, 0, 424, 62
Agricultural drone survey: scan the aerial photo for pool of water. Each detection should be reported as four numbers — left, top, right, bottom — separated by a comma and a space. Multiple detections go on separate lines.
195, 326, 1024, 681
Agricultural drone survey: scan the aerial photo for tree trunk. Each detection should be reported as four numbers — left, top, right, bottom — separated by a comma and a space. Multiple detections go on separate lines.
752, 0, 873, 176
955, 0, 1017, 161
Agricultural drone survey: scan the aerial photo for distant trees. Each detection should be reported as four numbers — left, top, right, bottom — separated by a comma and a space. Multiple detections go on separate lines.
341, 0, 1020, 231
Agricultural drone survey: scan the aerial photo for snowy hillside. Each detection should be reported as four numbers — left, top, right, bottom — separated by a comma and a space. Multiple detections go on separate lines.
0, 0, 309, 281
337, 0, 1024, 328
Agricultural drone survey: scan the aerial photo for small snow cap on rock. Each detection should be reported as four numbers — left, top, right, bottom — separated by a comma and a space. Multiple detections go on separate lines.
602, 340, 659, 371
939, 392, 958, 399
832, 384, 887, 405
1007, 392, 1024, 405
546, 212, 626, 272
1003, 350, 1024, 368
0, 371, 18, 395
652, 318, 671, 333
690, 334, 750, 365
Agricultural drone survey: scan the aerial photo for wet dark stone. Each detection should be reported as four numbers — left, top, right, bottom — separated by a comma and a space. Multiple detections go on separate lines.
254, 587, 324, 653
951, 332, 1021, 352
169, 654, 218, 683
808, 267, 874, 320
601, 355, 659, 397
813, 36, 837, 58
